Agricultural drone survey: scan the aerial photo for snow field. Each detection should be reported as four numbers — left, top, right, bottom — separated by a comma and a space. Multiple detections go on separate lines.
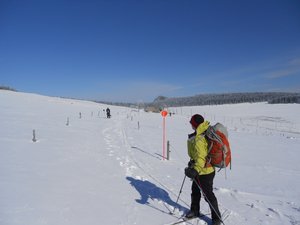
0, 90, 300, 225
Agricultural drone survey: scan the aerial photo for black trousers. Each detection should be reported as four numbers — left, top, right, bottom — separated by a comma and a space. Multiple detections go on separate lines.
191, 171, 221, 220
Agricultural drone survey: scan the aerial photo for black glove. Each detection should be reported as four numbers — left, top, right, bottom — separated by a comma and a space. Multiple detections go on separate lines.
185, 167, 198, 179
188, 160, 195, 168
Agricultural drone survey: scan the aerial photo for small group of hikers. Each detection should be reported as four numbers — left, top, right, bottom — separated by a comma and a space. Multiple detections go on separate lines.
184, 114, 223, 225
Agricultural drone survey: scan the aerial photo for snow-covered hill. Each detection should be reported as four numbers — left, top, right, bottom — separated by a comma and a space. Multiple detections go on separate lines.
1, 90, 299, 225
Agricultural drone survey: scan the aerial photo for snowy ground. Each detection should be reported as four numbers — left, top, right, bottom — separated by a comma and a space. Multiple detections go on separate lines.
0, 90, 300, 225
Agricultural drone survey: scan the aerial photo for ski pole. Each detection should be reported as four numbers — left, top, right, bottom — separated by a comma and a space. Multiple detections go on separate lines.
193, 178, 225, 225
172, 175, 187, 214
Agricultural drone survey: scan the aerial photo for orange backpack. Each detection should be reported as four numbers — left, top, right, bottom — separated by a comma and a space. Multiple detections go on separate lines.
205, 123, 231, 169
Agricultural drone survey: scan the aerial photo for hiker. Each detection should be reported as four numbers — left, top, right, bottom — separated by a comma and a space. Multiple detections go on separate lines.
184, 114, 222, 225
106, 108, 111, 118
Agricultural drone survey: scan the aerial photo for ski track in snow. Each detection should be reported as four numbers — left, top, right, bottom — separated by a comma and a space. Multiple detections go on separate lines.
101, 117, 192, 224
214, 187, 300, 225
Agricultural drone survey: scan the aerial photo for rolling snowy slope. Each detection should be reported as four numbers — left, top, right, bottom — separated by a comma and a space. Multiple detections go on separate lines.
0, 90, 300, 225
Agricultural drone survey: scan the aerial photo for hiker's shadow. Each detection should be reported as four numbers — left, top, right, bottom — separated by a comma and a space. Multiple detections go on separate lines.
126, 176, 187, 212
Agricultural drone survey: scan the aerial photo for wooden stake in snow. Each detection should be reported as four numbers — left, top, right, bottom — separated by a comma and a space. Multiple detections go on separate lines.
32, 129, 37, 142
167, 140, 170, 160
66, 117, 69, 126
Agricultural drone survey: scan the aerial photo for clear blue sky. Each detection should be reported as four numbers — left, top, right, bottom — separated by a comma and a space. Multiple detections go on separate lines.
1, 0, 300, 102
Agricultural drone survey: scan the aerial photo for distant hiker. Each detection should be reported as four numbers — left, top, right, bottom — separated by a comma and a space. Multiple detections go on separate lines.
184, 114, 222, 225
106, 107, 111, 118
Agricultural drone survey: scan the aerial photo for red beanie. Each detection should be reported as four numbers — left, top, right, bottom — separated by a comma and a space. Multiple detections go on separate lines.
190, 114, 204, 128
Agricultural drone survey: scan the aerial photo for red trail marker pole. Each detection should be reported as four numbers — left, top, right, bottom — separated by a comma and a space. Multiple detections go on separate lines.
161, 110, 168, 160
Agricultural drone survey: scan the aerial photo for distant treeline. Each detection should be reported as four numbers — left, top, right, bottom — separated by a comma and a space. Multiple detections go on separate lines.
146, 92, 300, 109
268, 95, 300, 104
0, 86, 17, 91
94, 92, 300, 111
94, 100, 136, 108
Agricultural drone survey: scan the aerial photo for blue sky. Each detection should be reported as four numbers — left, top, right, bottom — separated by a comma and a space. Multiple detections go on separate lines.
1, 0, 300, 102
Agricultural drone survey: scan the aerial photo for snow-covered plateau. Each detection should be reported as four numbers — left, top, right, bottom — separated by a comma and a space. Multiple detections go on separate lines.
1, 90, 299, 225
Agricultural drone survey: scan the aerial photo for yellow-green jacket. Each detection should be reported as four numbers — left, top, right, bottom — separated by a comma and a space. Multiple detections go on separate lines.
187, 121, 215, 175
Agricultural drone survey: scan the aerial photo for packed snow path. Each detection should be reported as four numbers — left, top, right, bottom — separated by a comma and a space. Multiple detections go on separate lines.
1, 90, 300, 225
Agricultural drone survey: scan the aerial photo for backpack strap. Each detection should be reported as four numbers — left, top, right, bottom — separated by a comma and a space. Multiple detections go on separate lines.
204, 129, 213, 168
